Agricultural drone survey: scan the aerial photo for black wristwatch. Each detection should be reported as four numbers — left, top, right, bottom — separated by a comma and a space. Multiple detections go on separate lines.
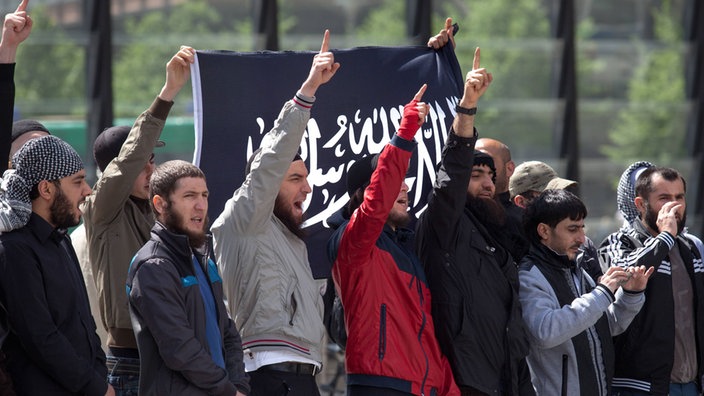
455, 105, 477, 115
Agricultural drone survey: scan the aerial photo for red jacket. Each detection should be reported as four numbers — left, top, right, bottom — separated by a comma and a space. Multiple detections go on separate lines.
327, 134, 459, 396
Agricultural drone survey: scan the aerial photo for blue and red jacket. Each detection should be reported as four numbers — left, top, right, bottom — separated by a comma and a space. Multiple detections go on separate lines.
327, 132, 459, 396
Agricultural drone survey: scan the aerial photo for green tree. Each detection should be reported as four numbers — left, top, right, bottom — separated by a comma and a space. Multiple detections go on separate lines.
113, 0, 237, 117
14, 5, 85, 117
602, 0, 686, 164
436, 0, 551, 99
355, 0, 407, 45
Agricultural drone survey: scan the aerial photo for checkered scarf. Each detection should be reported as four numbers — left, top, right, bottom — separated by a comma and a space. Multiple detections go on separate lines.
0, 136, 84, 231
617, 161, 655, 225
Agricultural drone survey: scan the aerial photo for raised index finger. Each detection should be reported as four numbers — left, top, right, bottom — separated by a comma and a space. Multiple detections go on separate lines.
15, 0, 28, 13
472, 47, 481, 70
320, 29, 330, 53
444, 17, 453, 32
413, 84, 427, 101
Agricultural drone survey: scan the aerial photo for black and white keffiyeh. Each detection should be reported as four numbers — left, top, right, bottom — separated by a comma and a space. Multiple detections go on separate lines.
617, 161, 655, 225
0, 135, 84, 231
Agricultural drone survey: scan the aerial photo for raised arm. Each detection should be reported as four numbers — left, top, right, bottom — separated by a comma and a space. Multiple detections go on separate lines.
336, 85, 428, 267
427, 17, 455, 50
1, 0, 32, 169
159, 45, 196, 102
453, 47, 492, 137
214, 30, 339, 235
0, 0, 32, 63
88, 46, 195, 224
418, 48, 492, 248
300, 29, 340, 97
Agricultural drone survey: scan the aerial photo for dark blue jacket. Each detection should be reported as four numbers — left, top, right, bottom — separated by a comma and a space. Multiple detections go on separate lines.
127, 222, 249, 395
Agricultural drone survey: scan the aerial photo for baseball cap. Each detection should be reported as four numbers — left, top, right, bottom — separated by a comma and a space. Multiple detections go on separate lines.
93, 126, 165, 172
509, 161, 577, 198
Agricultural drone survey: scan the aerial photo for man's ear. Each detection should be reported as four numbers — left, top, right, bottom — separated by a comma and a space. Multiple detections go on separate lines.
537, 223, 550, 241
152, 194, 166, 215
506, 160, 516, 179
37, 180, 55, 201
634, 196, 646, 215
513, 194, 526, 209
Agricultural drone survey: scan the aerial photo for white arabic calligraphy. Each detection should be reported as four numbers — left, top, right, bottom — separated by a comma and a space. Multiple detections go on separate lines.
246, 96, 460, 229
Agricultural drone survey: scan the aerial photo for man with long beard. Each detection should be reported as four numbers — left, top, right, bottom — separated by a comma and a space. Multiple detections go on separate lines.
416, 49, 534, 396
0, 136, 113, 395
599, 166, 704, 396
126, 160, 249, 395
210, 30, 339, 395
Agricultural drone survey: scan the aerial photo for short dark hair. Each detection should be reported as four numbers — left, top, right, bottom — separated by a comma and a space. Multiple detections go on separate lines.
149, 160, 206, 215
635, 166, 686, 199
524, 189, 587, 244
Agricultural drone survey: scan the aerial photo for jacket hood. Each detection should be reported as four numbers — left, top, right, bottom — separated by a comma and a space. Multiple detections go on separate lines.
617, 161, 654, 224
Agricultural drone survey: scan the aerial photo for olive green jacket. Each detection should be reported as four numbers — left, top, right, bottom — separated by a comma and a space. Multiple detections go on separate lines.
82, 97, 171, 349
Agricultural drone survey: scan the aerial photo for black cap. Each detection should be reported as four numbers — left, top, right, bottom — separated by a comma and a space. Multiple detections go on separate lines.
473, 150, 496, 183
346, 153, 380, 197
11, 119, 51, 142
93, 126, 165, 172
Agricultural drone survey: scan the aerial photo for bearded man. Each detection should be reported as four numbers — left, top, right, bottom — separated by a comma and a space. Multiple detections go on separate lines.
126, 160, 249, 395
210, 30, 339, 395
599, 166, 704, 396
0, 136, 113, 395
415, 48, 534, 396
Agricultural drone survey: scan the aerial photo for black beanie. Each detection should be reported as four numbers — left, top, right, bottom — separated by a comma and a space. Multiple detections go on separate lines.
94, 125, 165, 172
473, 150, 496, 183
346, 153, 380, 197
11, 120, 51, 142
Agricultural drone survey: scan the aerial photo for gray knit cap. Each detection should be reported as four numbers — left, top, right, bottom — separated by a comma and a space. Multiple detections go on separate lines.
0, 136, 84, 231
616, 161, 655, 224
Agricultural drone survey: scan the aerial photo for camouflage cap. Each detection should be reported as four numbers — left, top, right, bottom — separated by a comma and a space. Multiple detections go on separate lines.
509, 161, 577, 198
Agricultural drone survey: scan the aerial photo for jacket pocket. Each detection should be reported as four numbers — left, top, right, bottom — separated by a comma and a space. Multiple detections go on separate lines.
378, 304, 387, 361
284, 278, 298, 326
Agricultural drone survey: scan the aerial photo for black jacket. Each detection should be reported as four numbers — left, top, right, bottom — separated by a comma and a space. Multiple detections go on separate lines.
0, 214, 107, 395
127, 222, 249, 395
416, 131, 533, 395
599, 219, 704, 395
497, 190, 530, 261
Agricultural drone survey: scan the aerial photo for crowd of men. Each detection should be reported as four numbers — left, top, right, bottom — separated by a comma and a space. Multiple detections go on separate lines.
1, 2, 702, 396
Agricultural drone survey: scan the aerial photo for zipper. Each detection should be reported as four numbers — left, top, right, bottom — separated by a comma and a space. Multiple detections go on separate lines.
378, 304, 387, 360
